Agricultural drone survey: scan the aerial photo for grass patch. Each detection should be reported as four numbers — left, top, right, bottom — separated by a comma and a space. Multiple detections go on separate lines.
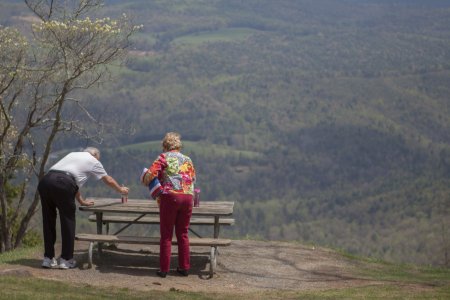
360, 262, 450, 286
0, 276, 177, 300
172, 28, 261, 46
0, 276, 449, 300
336, 248, 450, 288
293, 284, 450, 299
118, 140, 263, 159
0, 245, 41, 265
130, 32, 157, 47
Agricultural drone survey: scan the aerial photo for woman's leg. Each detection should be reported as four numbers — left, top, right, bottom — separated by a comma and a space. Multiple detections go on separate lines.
175, 194, 193, 270
159, 194, 178, 272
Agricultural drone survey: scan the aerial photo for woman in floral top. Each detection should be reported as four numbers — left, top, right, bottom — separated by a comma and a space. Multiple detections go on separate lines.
141, 132, 196, 278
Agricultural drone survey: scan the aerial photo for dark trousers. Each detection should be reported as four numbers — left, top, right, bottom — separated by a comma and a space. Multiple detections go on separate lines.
159, 193, 193, 272
38, 171, 78, 260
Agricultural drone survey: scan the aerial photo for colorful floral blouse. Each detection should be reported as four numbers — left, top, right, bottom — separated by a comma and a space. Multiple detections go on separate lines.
142, 150, 196, 199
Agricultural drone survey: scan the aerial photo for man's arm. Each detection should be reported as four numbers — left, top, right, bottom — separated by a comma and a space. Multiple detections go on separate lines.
102, 175, 129, 195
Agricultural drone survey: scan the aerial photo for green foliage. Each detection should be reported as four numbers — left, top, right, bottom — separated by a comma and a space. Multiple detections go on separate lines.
3, 0, 450, 265
1, 181, 41, 249
70, 0, 450, 266
21, 230, 42, 248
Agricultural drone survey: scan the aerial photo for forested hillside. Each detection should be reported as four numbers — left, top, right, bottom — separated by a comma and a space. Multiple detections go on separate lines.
2, 0, 449, 266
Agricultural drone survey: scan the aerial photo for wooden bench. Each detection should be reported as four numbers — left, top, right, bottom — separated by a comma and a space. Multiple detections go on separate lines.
88, 214, 235, 237
75, 233, 231, 278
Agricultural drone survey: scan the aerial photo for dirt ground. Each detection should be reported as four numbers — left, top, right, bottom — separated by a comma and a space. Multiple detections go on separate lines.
0, 239, 384, 293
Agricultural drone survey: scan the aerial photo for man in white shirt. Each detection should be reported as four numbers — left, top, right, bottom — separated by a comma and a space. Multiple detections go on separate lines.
38, 147, 129, 269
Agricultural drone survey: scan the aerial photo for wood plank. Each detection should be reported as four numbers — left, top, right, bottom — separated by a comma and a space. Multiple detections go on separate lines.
75, 233, 232, 246
87, 197, 234, 208
80, 198, 234, 216
87, 214, 235, 225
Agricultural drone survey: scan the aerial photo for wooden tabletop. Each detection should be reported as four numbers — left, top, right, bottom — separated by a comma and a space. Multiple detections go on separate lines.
80, 197, 234, 217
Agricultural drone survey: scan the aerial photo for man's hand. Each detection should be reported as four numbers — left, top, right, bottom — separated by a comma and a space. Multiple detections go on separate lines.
120, 186, 129, 195
101, 176, 129, 195
79, 199, 94, 206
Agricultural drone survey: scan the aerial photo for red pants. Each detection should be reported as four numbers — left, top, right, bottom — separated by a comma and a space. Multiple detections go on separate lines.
159, 193, 193, 272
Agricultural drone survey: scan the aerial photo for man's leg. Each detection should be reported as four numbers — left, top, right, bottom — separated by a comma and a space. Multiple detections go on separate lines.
58, 197, 76, 260
51, 174, 78, 261
38, 176, 58, 260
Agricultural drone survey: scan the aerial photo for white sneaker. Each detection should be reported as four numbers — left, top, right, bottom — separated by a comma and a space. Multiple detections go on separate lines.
59, 258, 76, 269
42, 257, 58, 269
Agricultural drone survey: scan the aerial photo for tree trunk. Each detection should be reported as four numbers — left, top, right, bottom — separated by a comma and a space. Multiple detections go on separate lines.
0, 176, 12, 252
14, 88, 67, 248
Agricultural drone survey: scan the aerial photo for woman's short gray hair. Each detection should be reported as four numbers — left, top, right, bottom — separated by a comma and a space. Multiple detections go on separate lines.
162, 132, 182, 151
84, 147, 100, 157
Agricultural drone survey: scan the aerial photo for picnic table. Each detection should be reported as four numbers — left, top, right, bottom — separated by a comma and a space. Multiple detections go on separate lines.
76, 197, 234, 277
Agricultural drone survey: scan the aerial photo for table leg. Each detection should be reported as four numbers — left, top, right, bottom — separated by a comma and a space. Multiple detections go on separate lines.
213, 216, 221, 258
113, 213, 146, 235
96, 212, 103, 255
188, 227, 202, 238
209, 246, 217, 278
213, 216, 220, 238
88, 242, 93, 268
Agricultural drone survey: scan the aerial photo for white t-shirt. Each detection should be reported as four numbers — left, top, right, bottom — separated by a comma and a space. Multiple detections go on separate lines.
49, 152, 108, 187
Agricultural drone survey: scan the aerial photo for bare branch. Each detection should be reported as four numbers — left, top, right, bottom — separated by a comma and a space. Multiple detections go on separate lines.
25, 0, 53, 21
74, 0, 104, 19
73, 99, 97, 122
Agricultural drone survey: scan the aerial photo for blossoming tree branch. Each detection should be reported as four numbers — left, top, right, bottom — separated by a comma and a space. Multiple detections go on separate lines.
0, 0, 142, 252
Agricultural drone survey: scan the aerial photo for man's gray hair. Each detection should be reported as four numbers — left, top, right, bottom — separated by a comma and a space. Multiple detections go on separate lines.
84, 147, 100, 157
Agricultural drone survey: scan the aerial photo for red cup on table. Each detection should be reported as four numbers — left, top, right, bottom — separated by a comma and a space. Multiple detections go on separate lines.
121, 185, 128, 203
